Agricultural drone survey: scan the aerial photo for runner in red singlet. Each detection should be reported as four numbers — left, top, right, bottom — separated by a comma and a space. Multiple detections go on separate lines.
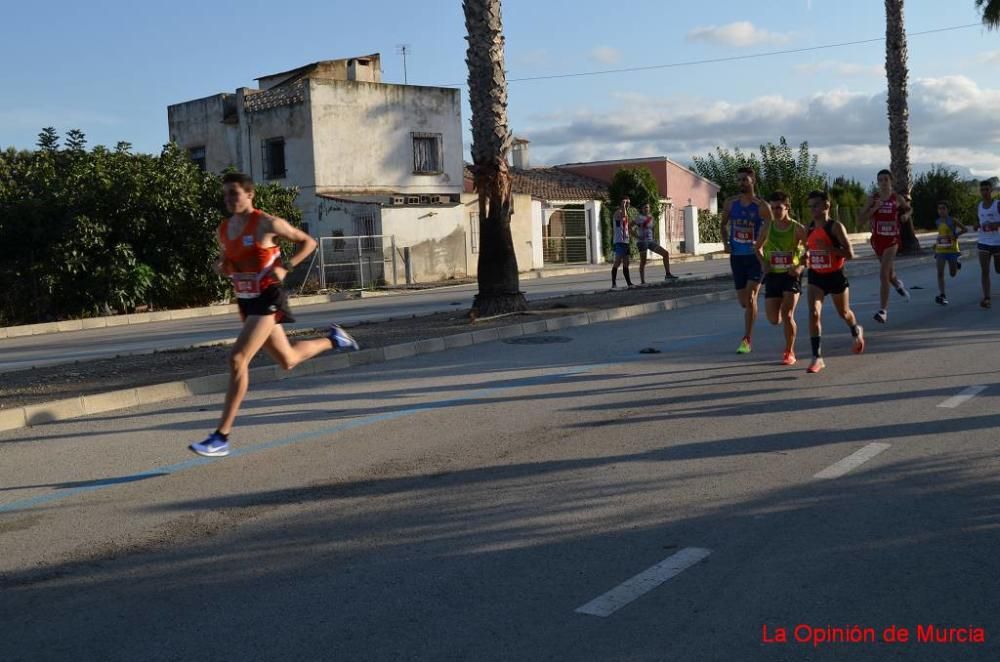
189, 173, 358, 457
862, 169, 911, 324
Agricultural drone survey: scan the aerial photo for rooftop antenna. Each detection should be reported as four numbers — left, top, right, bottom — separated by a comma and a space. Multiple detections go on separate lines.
396, 44, 411, 84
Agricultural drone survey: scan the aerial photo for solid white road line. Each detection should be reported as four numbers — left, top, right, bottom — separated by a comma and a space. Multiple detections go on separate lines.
937, 385, 988, 409
813, 443, 892, 480
574, 547, 712, 617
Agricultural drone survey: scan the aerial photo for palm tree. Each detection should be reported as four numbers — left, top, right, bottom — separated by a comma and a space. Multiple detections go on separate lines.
884, 0, 920, 253
977, 0, 1000, 28
463, 0, 527, 317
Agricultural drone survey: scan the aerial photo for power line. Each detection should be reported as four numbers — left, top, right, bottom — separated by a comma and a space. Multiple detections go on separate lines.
440, 22, 983, 87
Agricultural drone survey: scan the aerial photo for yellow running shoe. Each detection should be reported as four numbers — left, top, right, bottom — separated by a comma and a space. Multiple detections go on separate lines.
736, 337, 752, 354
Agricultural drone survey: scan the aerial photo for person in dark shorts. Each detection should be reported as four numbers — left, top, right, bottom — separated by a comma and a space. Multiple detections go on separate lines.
721, 167, 773, 354
755, 191, 807, 365
633, 203, 678, 283
975, 179, 1000, 308
189, 173, 359, 458
610, 197, 634, 289
804, 190, 865, 374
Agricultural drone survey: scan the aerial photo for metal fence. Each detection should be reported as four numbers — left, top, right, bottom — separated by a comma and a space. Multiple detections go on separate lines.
542, 208, 589, 264
305, 234, 399, 290
664, 206, 686, 245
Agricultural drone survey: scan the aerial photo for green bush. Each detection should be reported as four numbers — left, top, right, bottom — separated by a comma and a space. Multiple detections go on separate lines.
910, 165, 979, 230
698, 210, 723, 243
604, 167, 661, 260
0, 129, 302, 325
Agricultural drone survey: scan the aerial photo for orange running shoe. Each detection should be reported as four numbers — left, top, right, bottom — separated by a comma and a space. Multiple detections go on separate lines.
806, 357, 826, 374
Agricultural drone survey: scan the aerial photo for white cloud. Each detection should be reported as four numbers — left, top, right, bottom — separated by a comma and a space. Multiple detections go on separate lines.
511, 49, 550, 68
590, 47, 622, 65
520, 75, 1000, 177
976, 50, 1000, 65
794, 60, 884, 77
687, 21, 794, 48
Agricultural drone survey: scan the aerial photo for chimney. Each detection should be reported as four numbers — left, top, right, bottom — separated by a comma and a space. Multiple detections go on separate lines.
511, 137, 530, 169
347, 54, 381, 83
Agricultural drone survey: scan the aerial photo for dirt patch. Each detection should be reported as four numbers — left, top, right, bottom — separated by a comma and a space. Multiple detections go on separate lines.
0, 277, 730, 410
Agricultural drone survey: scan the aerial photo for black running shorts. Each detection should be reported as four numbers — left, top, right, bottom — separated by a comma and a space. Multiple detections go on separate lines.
807, 269, 849, 296
764, 272, 802, 299
236, 285, 296, 323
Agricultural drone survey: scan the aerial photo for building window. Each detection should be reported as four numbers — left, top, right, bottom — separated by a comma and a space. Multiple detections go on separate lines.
412, 133, 442, 174
188, 146, 206, 171
262, 137, 286, 179
469, 211, 479, 254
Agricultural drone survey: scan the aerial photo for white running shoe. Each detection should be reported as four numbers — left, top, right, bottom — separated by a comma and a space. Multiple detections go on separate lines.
328, 324, 360, 351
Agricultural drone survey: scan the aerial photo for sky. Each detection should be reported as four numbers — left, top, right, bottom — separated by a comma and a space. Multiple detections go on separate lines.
2, 0, 998, 184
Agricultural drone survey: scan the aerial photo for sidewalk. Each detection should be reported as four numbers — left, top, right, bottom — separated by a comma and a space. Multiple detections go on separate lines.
0, 231, 947, 340
0, 248, 949, 434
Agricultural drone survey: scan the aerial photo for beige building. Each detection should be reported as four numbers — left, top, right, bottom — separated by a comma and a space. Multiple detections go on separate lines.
167, 54, 464, 244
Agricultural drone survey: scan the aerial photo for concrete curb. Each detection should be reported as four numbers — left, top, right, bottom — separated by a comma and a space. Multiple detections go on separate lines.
0, 232, 950, 339
0, 291, 354, 340
0, 252, 723, 338
0, 251, 944, 434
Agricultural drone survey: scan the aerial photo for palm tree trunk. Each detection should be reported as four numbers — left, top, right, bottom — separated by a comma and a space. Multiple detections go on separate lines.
463, 0, 526, 317
885, 0, 920, 254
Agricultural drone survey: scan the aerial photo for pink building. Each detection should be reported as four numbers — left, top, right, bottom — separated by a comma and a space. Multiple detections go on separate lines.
557, 156, 720, 214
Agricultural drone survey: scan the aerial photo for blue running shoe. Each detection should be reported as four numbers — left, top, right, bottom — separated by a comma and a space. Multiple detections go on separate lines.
189, 432, 230, 457
328, 323, 359, 351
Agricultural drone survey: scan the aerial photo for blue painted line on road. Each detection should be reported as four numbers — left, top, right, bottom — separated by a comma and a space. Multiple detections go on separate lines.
0, 364, 606, 514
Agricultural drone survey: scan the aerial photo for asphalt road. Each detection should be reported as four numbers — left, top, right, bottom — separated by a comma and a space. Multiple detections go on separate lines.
0, 237, 949, 374
1, 257, 997, 661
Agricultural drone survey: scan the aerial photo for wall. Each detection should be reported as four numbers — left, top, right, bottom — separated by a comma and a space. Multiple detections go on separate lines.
167, 94, 242, 172
237, 85, 316, 190
666, 161, 720, 213
380, 205, 468, 282
309, 79, 463, 196
459, 193, 538, 275
530, 199, 544, 269
559, 158, 720, 213
559, 160, 668, 197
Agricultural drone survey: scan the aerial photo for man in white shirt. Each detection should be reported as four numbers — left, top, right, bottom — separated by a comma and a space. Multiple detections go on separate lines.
975, 179, 1000, 308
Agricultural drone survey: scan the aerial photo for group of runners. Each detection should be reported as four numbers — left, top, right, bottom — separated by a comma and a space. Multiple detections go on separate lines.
720, 167, 1000, 374
192, 169, 1000, 456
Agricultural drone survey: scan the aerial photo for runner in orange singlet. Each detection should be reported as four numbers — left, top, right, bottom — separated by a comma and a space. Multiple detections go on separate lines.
190, 173, 358, 457
805, 190, 865, 374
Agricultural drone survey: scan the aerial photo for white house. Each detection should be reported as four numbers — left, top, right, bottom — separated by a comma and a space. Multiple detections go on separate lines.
168, 54, 470, 283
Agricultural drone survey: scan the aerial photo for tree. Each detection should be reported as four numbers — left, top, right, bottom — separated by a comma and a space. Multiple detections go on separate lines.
0, 130, 303, 326
690, 137, 825, 216
463, 0, 526, 317
828, 176, 868, 232
690, 147, 760, 203
977, 0, 1000, 28
910, 165, 980, 229
884, 0, 921, 253
603, 167, 661, 259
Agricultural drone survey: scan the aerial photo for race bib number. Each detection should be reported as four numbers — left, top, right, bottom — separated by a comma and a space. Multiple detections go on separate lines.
809, 251, 831, 269
982, 222, 998, 234
937, 235, 953, 246
770, 252, 792, 268
232, 273, 261, 299
734, 228, 753, 243
876, 221, 898, 236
